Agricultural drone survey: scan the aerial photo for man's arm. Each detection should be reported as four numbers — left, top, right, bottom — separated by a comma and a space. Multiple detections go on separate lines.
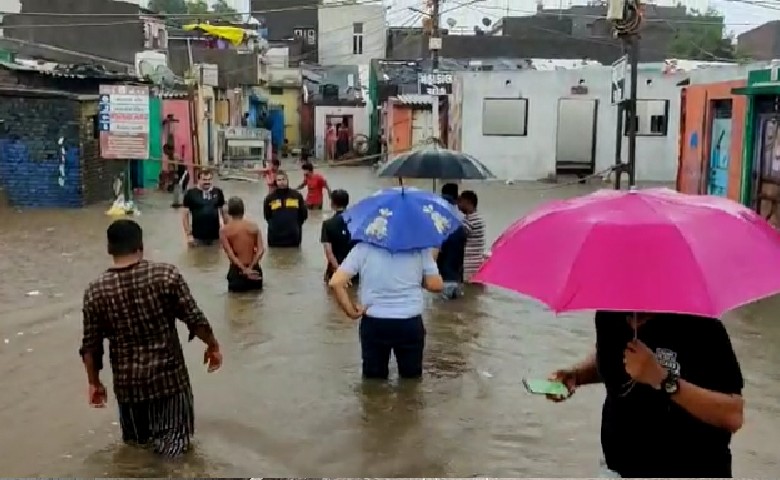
216, 190, 227, 226
219, 227, 243, 266
668, 321, 744, 433
181, 192, 192, 236
263, 196, 272, 222
298, 192, 309, 224
320, 222, 339, 270
570, 349, 601, 386
422, 248, 444, 293
296, 180, 306, 190
323, 178, 332, 197
169, 267, 218, 348
80, 289, 104, 386
329, 244, 366, 318
251, 224, 265, 265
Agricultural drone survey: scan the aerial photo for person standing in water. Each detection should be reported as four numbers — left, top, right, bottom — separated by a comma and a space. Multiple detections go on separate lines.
80, 219, 222, 457
220, 197, 264, 293
320, 189, 355, 282
256, 158, 281, 194
182, 168, 226, 247
297, 162, 331, 210
458, 190, 486, 283
263, 170, 308, 248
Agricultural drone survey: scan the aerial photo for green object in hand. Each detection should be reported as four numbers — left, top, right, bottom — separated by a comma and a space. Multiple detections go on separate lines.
522, 378, 570, 397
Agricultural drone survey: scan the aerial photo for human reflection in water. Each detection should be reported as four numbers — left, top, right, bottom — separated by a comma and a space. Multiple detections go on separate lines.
356, 380, 448, 476
423, 301, 483, 379
81, 441, 209, 478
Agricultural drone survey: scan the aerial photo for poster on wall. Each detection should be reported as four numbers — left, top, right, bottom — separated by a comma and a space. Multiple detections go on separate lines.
99, 85, 150, 160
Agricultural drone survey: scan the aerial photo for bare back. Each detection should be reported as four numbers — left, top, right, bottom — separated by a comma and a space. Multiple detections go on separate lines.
221, 219, 261, 265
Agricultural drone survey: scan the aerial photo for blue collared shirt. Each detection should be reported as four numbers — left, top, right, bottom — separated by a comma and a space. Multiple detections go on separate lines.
340, 243, 439, 319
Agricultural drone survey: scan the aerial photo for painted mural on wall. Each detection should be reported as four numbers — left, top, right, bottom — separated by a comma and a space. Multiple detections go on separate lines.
708, 119, 731, 197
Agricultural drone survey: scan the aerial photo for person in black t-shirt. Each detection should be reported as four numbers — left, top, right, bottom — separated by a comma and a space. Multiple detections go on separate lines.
320, 189, 356, 282
182, 168, 226, 247
548, 311, 745, 478
436, 183, 466, 299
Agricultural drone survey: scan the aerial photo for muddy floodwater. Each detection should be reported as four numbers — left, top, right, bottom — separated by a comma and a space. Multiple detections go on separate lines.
0, 166, 778, 477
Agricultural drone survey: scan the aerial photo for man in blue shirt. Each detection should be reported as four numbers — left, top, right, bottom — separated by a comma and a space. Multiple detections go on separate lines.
329, 244, 444, 379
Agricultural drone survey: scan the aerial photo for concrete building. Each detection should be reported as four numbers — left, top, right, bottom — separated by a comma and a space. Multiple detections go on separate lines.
250, 0, 318, 62
737, 21, 780, 61
317, 2, 386, 66
449, 68, 684, 182
2, 0, 151, 65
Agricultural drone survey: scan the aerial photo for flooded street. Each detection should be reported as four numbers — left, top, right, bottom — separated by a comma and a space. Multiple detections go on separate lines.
0, 166, 778, 477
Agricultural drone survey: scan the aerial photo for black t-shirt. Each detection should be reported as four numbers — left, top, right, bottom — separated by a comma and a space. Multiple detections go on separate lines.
437, 225, 466, 282
596, 311, 744, 478
320, 211, 355, 264
183, 187, 225, 241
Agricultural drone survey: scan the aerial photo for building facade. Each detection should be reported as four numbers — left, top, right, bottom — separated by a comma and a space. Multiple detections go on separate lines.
737, 21, 780, 61
251, 0, 318, 62
318, 2, 386, 66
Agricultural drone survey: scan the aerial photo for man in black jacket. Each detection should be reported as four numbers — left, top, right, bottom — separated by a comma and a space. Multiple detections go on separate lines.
263, 170, 307, 248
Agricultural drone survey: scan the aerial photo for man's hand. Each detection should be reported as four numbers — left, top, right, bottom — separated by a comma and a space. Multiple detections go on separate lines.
348, 304, 366, 320
204, 344, 222, 373
88, 382, 107, 408
242, 266, 261, 280
624, 339, 666, 388
546, 369, 577, 402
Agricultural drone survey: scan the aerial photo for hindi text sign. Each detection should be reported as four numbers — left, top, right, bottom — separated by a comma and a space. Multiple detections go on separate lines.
99, 85, 150, 159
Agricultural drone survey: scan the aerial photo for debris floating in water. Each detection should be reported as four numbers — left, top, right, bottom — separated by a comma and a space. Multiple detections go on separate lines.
25, 290, 40, 297
3, 339, 9, 344
25, 348, 33, 353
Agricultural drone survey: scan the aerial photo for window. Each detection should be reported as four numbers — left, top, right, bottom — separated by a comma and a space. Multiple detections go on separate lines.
482, 98, 528, 136
624, 99, 669, 136
269, 86, 284, 95
352, 22, 364, 55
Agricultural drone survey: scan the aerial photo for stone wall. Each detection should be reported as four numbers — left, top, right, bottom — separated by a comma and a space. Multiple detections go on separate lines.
0, 90, 123, 208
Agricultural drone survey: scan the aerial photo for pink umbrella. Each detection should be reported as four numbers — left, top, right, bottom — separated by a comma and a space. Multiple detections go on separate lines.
474, 188, 780, 317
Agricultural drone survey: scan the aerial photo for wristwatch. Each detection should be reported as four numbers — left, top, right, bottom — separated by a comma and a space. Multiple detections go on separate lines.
661, 371, 680, 395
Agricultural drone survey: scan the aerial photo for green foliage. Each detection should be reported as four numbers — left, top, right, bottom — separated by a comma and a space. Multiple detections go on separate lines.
667, 8, 742, 61
147, 0, 240, 25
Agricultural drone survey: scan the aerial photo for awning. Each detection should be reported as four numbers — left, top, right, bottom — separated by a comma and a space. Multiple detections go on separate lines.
395, 94, 435, 106
732, 82, 780, 96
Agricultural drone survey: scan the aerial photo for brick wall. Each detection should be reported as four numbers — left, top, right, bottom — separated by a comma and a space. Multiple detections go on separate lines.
0, 90, 123, 208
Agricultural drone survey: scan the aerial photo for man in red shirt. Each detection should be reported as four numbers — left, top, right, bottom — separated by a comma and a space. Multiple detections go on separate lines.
297, 162, 331, 210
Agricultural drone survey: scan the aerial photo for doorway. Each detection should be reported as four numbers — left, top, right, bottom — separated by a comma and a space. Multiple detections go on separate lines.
555, 98, 598, 176
707, 99, 732, 197
325, 114, 353, 160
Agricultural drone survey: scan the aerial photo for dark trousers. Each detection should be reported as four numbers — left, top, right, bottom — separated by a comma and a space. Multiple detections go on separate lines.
117, 388, 194, 457
359, 314, 425, 379
227, 263, 263, 293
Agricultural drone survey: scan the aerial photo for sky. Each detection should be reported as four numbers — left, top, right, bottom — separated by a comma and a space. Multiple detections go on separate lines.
195, 0, 780, 36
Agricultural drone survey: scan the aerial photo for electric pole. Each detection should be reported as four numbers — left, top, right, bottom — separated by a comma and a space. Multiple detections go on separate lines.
431, 0, 440, 70
608, 0, 642, 190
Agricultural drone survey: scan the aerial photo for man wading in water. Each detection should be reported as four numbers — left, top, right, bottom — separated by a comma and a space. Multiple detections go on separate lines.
182, 168, 226, 247
80, 219, 222, 456
263, 170, 308, 248
220, 197, 264, 292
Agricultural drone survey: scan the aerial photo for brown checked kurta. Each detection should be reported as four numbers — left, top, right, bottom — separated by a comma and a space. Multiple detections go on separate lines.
80, 260, 212, 403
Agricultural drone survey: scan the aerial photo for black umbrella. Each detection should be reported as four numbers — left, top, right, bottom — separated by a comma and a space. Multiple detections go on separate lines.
377, 145, 495, 180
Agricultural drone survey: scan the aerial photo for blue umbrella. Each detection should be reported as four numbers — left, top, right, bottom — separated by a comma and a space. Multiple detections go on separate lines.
343, 186, 462, 252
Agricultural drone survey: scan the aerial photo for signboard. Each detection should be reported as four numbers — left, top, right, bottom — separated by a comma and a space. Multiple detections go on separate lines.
418, 72, 453, 96
223, 126, 270, 140
99, 85, 150, 159
611, 55, 628, 105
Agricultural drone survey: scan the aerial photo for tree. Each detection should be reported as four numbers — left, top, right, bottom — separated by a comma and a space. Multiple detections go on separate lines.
185, 0, 210, 16
148, 0, 186, 15
667, 8, 742, 61
211, 0, 241, 22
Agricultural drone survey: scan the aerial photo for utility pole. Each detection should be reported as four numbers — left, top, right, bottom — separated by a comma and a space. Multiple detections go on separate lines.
608, 0, 642, 190
431, 0, 440, 70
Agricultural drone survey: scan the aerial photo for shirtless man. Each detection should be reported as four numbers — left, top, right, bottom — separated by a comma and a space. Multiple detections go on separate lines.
220, 197, 264, 293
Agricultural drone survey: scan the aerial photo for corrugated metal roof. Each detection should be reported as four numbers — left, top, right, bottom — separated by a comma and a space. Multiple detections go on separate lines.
395, 94, 435, 106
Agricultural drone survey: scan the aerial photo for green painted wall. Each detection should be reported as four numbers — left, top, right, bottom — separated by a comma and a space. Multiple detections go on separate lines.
740, 68, 777, 205
144, 96, 162, 188
368, 62, 379, 155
